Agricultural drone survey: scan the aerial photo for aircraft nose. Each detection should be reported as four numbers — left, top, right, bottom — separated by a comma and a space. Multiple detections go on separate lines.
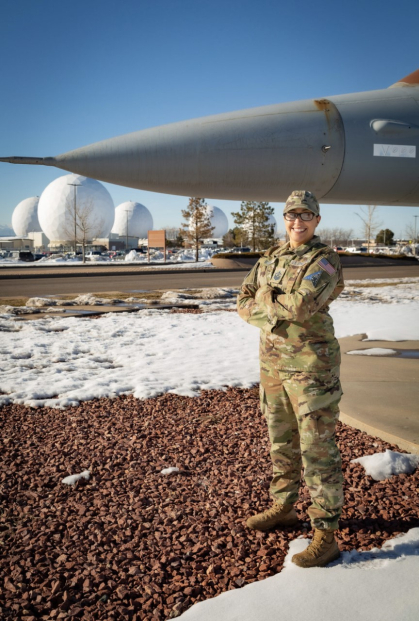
51, 99, 345, 201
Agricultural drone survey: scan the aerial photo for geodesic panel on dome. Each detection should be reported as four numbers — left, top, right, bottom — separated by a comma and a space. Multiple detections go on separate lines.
111, 201, 153, 238
37, 174, 115, 242
12, 197, 41, 237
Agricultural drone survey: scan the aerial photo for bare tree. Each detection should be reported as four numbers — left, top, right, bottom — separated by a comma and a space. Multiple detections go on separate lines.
63, 197, 105, 263
180, 198, 215, 262
405, 222, 419, 244
317, 227, 354, 248
356, 206, 382, 251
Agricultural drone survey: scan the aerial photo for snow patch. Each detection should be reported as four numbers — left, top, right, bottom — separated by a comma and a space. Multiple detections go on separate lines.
161, 467, 180, 475
26, 297, 57, 307
178, 529, 419, 621
352, 449, 419, 481
161, 291, 195, 300
1, 280, 419, 409
62, 470, 90, 485
346, 348, 397, 356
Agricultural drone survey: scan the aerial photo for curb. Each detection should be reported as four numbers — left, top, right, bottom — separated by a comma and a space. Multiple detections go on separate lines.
0, 267, 248, 280
339, 411, 419, 456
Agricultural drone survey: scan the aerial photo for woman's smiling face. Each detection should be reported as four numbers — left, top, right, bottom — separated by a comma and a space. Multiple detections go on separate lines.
284, 208, 321, 248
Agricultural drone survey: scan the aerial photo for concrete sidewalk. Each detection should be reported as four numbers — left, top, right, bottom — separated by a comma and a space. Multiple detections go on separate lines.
339, 335, 419, 454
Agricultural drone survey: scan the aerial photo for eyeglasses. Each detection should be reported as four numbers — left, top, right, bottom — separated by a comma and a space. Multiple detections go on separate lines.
284, 211, 315, 222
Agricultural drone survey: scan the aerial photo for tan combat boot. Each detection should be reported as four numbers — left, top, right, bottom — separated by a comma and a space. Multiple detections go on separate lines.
246, 502, 298, 531
292, 528, 340, 568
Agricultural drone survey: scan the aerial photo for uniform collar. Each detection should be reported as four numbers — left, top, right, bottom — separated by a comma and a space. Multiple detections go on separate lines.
291, 235, 321, 256
271, 235, 321, 257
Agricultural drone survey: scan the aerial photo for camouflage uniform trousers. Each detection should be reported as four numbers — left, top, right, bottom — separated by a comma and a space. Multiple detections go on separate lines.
259, 362, 344, 530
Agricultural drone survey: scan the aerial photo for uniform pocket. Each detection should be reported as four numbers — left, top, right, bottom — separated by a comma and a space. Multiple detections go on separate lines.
299, 386, 342, 416
289, 369, 342, 416
259, 384, 269, 420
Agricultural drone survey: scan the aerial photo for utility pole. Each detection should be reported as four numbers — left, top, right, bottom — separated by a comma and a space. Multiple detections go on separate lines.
414, 215, 419, 244
67, 182, 80, 254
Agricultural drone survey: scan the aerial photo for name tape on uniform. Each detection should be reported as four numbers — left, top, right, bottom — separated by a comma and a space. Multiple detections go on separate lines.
373, 144, 416, 158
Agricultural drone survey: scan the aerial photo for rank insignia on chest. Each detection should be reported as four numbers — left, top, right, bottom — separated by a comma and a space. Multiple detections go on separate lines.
318, 258, 336, 275
303, 270, 322, 287
272, 270, 284, 281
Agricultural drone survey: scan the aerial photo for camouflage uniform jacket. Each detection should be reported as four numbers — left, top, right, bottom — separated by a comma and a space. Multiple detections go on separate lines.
237, 236, 344, 372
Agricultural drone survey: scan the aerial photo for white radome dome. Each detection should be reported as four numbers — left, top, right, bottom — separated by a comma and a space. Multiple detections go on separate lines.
111, 201, 153, 238
12, 197, 42, 237
188, 204, 229, 238
206, 205, 229, 237
38, 174, 115, 243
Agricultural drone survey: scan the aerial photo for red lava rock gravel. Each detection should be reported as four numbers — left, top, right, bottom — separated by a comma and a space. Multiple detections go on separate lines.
1, 388, 418, 620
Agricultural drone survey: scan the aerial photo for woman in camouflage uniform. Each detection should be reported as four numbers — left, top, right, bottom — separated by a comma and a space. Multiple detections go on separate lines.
237, 190, 344, 568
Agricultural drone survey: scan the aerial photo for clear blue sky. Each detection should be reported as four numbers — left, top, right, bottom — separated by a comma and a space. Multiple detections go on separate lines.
1, 0, 418, 239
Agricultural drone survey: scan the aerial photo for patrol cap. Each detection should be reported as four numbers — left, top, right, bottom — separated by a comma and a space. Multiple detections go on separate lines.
283, 190, 320, 216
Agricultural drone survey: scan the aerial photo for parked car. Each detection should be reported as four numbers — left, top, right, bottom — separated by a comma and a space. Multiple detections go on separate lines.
85, 251, 103, 260
227, 247, 252, 253
10, 250, 34, 262
345, 246, 368, 253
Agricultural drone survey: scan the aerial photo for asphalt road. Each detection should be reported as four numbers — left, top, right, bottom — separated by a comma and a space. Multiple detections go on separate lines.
1, 265, 418, 298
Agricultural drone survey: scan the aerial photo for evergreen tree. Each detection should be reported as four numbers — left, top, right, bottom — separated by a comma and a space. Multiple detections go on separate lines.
375, 229, 394, 245
231, 201, 275, 251
175, 232, 184, 248
180, 198, 214, 262
222, 229, 236, 248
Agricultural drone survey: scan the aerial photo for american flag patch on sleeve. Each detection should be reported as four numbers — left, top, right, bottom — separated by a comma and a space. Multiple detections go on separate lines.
318, 258, 336, 275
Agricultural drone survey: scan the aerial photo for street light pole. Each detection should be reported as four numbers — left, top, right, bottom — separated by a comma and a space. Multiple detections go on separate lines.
414, 215, 419, 245
67, 182, 80, 254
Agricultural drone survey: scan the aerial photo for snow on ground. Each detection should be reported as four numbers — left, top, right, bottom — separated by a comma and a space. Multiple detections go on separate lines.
352, 450, 419, 481
342, 278, 419, 304
1, 280, 419, 408
331, 301, 419, 341
346, 348, 397, 356
61, 470, 90, 486
177, 529, 419, 621
0, 248, 219, 268
0, 258, 216, 269
161, 467, 180, 475
0, 311, 260, 408
330, 278, 419, 340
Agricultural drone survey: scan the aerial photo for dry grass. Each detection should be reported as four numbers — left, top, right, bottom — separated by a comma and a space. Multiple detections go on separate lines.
0, 289, 206, 308
0, 297, 29, 307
